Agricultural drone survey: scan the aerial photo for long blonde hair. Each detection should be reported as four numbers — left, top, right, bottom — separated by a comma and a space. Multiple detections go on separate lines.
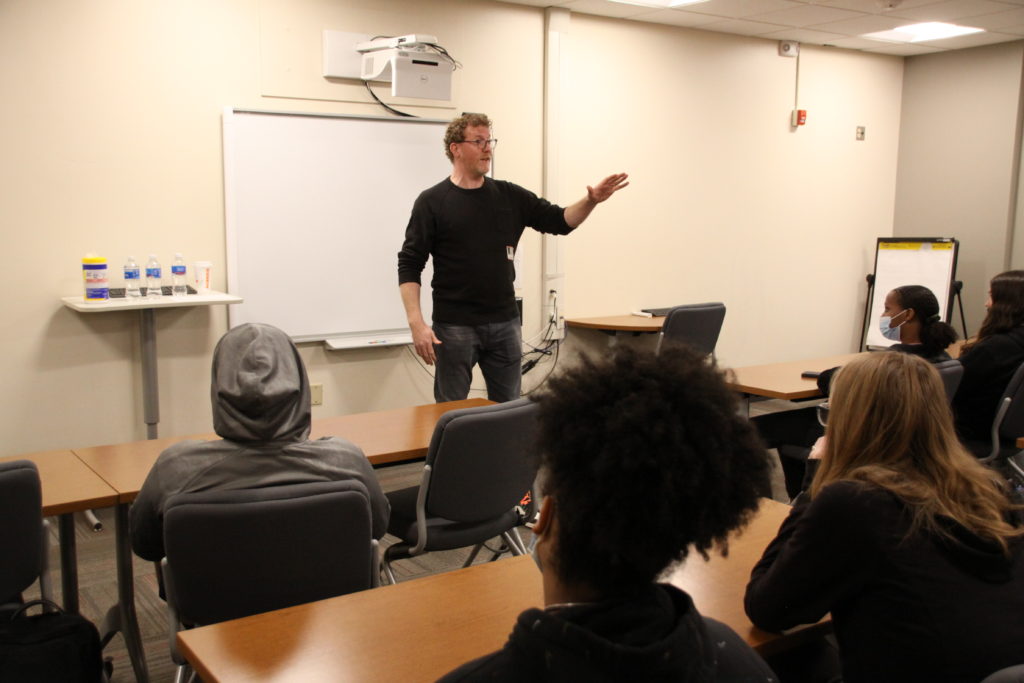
811, 352, 1022, 553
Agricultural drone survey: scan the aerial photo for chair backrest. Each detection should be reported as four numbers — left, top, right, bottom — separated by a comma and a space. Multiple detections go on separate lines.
933, 359, 964, 405
163, 480, 376, 626
423, 398, 539, 523
995, 361, 1024, 442
0, 460, 44, 604
659, 302, 726, 355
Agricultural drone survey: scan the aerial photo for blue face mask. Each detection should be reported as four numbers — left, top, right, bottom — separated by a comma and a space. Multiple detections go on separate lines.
879, 310, 907, 341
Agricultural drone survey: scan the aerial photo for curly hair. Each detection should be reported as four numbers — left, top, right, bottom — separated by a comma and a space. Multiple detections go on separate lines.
892, 285, 958, 356
443, 113, 491, 162
532, 345, 770, 596
966, 270, 1024, 351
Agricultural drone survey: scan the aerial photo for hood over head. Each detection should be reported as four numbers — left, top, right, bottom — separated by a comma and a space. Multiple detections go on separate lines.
211, 323, 311, 443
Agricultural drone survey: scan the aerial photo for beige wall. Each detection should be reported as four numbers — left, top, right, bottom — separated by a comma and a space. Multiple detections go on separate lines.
1, 0, 909, 456
894, 41, 1024, 334
559, 15, 904, 365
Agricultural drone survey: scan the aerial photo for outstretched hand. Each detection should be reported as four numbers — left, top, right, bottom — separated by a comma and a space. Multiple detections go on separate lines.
587, 173, 630, 204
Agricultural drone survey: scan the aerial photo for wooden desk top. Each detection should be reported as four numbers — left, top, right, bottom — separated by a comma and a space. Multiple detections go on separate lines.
728, 353, 863, 400
308, 399, 491, 465
665, 497, 826, 654
565, 315, 664, 333
73, 398, 492, 502
177, 498, 807, 682
179, 554, 542, 683
0, 450, 118, 515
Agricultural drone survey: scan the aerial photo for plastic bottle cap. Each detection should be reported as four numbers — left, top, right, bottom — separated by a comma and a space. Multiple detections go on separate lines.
174, 252, 183, 258
82, 256, 106, 264
149, 253, 157, 259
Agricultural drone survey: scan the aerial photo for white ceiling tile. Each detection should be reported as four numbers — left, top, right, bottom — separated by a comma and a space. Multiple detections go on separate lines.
884, 0, 1019, 22
809, 13, 916, 35
963, 6, 1024, 27
916, 27, 1023, 45
696, 17, 792, 34
817, 0, 948, 10
557, 0, 657, 18
759, 27, 850, 42
677, 0, 804, 19
747, 4, 864, 27
869, 42, 947, 54
824, 35, 905, 48
632, 8, 725, 27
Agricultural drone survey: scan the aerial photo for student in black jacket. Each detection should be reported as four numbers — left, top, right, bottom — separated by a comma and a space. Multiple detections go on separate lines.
438, 346, 777, 683
745, 352, 1024, 683
953, 270, 1024, 449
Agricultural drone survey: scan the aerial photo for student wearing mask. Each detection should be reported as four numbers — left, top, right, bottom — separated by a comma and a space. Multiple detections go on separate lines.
438, 345, 777, 682
755, 285, 958, 499
952, 270, 1024, 449
745, 352, 1024, 683
130, 323, 389, 562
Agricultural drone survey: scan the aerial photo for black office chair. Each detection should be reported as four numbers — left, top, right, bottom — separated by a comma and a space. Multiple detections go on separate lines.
934, 358, 964, 404
658, 302, 726, 356
978, 361, 1024, 482
383, 398, 540, 584
161, 480, 378, 683
0, 460, 53, 617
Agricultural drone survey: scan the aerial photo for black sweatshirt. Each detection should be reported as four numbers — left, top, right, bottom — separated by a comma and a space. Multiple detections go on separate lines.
952, 325, 1024, 441
397, 177, 572, 325
745, 481, 1024, 683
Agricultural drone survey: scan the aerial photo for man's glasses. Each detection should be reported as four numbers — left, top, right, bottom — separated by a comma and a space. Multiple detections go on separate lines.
459, 138, 498, 150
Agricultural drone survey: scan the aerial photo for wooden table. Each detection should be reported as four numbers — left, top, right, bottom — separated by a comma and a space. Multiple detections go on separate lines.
728, 353, 863, 400
665, 497, 827, 655
565, 314, 664, 334
70, 398, 491, 683
0, 450, 118, 615
177, 498, 812, 682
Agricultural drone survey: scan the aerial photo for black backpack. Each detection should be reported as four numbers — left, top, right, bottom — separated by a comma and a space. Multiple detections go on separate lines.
0, 599, 104, 683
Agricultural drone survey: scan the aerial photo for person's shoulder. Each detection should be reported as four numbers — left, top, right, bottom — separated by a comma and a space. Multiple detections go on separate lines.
810, 480, 903, 523
701, 617, 779, 682
416, 177, 455, 202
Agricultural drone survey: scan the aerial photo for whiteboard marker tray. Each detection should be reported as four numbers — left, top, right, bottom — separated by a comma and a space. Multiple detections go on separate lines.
324, 333, 412, 350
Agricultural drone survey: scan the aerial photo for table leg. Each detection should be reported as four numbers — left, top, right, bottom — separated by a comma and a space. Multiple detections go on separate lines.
140, 309, 159, 440
57, 513, 79, 614
104, 502, 149, 683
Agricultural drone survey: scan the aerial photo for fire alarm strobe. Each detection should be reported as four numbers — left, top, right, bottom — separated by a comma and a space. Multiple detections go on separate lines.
778, 40, 800, 57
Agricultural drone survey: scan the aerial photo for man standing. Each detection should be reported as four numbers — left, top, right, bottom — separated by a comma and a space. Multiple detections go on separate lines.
397, 113, 628, 402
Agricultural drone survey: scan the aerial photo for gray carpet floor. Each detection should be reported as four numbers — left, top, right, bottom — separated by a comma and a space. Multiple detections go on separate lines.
24, 400, 791, 682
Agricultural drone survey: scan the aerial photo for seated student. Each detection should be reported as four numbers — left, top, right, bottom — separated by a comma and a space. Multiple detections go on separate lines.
438, 346, 777, 682
130, 323, 389, 562
745, 352, 1024, 683
952, 270, 1024, 450
755, 284, 958, 499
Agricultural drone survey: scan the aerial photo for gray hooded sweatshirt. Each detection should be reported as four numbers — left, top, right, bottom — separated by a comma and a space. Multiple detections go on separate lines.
130, 323, 389, 561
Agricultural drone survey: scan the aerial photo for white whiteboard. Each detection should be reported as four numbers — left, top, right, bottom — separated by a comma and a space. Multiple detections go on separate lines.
223, 109, 450, 344
864, 237, 958, 349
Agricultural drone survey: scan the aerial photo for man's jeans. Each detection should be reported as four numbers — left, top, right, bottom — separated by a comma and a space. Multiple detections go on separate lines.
432, 320, 522, 402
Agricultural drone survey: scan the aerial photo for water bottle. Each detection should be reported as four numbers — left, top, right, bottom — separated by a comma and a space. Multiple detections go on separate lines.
171, 253, 187, 297
123, 256, 141, 297
145, 254, 162, 297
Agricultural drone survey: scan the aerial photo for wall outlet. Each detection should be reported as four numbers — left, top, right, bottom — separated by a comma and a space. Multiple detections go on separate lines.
311, 383, 324, 406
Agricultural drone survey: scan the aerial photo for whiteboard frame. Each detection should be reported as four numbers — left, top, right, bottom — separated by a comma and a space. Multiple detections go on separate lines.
863, 237, 959, 350
222, 107, 451, 346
